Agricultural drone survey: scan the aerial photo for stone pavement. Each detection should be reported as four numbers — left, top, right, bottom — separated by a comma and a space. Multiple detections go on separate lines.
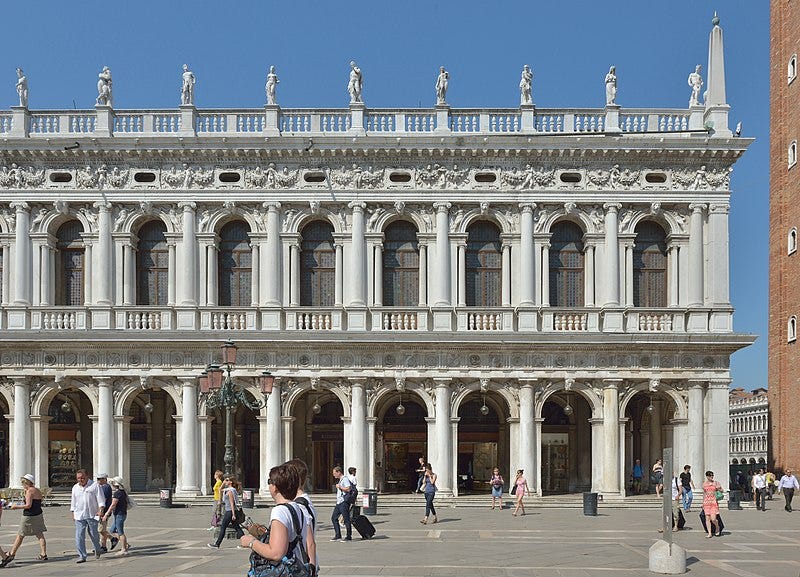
0, 500, 798, 577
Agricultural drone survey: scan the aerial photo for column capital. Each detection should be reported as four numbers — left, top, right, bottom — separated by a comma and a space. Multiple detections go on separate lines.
346, 377, 369, 387
687, 379, 707, 390
518, 202, 536, 213
602, 378, 623, 389
707, 379, 731, 390
10, 201, 29, 212
603, 202, 622, 213
177, 376, 198, 387
94, 376, 113, 386
432, 377, 452, 388
179, 201, 197, 211
433, 202, 451, 213
708, 203, 730, 214
688, 202, 707, 213
93, 201, 112, 211
348, 201, 367, 211
263, 201, 282, 211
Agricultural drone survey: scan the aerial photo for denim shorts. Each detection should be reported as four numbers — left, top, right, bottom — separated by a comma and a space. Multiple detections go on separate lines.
491, 485, 503, 498
110, 513, 127, 535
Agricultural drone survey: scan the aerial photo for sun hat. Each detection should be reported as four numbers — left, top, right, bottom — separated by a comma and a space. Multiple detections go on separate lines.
21, 473, 35, 484
111, 476, 126, 489
96, 472, 108, 479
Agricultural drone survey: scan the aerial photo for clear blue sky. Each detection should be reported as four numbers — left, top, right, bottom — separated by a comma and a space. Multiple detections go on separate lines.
1, 1, 769, 390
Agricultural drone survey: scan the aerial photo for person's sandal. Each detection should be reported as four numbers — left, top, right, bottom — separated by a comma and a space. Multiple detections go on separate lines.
0, 554, 14, 567
36, 554, 48, 561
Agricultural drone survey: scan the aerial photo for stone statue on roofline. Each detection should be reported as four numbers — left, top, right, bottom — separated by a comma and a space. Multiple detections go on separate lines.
605, 65, 617, 106
15, 67, 28, 108
181, 64, 196, 105
96, 66, 113, 106
520, 64, 533, 106
266, 65, 279, 105
688, 64, 703, 107
348, 60, 363, 104
436, 66, 449, 105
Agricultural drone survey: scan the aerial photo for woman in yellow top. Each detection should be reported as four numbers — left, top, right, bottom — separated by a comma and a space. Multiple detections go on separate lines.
208, 470, 223, 531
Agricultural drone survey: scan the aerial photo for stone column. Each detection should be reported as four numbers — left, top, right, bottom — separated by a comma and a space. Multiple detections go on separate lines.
198, 414, 214, 495
585, 244, 596, 307
366, 417, 377, 490
39, 243, 52, 306
281, 416, 295, 463
534, 417, 544, 495
688, 203, 706, 307
687, 381, 705, 475
178, 377, 200, 493
373, 245, 383, 306
624, 241, 634, 307
589, 417, 603, 493
348, 379, 368, 484
709, 203, 730, 305
501, 242, 511, 307
250, 241, 260, 307
456, 241, 466, 307
518, 382, 535, 490
95, 202, 113, 305
115, 415, 132, 491
418, 243, 428, 306
540, 242, 551, 307
256, 414, 269, 493
11, 202, 31, 305
519, 203, 535, 305
96, 377, 116, 477
167, 240, 177, 306
179, 202, 197, 305
83, 242, 93, 305
11, 377, 32, 486
122, 243, 134, 305
31, 415, 51, 492
603, 203, 621, 306
434, 379, 453, 494
335, 243, 344, 306
264, 202, 282, 306
706, 381, 730, 489
289, 243, 300, 306
433, 202, 452, 306
1, 243, 10, 305
206, 241, 218, 306
265, 381, 283, 472
667, 246, 679, 307
602, 380, 621, 494
349, 202, 367, 306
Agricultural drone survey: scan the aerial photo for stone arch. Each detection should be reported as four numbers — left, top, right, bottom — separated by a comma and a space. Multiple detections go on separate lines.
206, 209, 260, 236
368, 381, 434, 419
40, 209, 91, 236
457, 209, 513, 235
619, 382, 687, 421
282, 378, 350, 419
372, 210, 427, 235
624, 208, 684, 237
288, 209, 344, 236
536, 382, 603, 419
450, 381, 514, 417
114, 377, 182, 416
128, 210, 176, 236
31, 378, 98, 417
540, 207, 590, 235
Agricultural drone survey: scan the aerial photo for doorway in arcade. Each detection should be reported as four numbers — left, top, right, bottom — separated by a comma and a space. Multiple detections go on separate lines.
457, 396, 505, 494
381, 399, 427, 492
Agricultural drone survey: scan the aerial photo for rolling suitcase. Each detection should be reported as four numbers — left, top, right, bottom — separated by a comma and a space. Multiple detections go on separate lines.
351, 513, 376, 540
699, 510, 724, 534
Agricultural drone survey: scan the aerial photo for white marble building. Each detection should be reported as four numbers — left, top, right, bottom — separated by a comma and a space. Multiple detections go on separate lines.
0, 18, 749, 497
729, 388, 768, 470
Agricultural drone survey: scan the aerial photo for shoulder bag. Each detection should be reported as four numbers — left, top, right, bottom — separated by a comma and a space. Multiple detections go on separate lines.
248, 503, 310, 577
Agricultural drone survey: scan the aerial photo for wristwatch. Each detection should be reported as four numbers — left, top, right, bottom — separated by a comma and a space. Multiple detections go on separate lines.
248, 538, 256, 549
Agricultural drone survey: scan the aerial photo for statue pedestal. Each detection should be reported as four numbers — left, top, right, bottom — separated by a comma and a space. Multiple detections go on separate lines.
604, 104, 621, 133
349, 103, 366, 136
520, 104, 537, 133
179, 104, 197, 137
10, 106, 29, 137
688, 104, 705, 132
434, 104, 451, 133
264, 105, 281, 136
95, 105, 115, 138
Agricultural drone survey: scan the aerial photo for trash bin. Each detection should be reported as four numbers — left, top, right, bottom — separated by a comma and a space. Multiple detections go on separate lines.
728, 489, 743, 510
583, 492, 598, 516
362, 489, 378, 516
242, 488, 255, 508
159, 488, 173, 508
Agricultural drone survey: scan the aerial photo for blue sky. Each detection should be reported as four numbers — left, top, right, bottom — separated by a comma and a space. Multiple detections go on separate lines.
1, 1, 769, 389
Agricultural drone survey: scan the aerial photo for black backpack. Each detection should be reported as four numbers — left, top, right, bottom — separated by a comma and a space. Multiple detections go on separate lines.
294, 496, 316, 530
344, 481, 358, 505
248, 503, 310, 577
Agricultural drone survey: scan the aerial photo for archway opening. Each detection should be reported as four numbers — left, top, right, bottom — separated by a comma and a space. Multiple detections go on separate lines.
380, 398, 427, 493
210, 391, 260, 488
47, 390, 93, 488
128, 389, 176, 491
624, 391, 678, 495
541, 393, 593, 494
457, 394, 505, 494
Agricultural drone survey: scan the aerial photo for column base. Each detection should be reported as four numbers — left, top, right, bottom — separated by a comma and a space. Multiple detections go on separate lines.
175, 307, 199, 330
431, 308, 454, 331
174, 487, 201, 497
90, 306, 113, 329
517, 307, 539, 331
347, 308, 368, 331
6, 306, 29, 329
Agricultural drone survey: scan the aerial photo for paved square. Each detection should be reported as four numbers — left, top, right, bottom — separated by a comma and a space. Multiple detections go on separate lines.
0, 501, 798, 576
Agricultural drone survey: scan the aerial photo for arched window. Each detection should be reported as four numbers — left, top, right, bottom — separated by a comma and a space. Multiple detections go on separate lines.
466, 221, 502, 307
382, 221, 419, 306
55, 220, 85, 306
136, 220, 169, 306
633, 221, 667, 307
790, 54, 797, 83
300, 221, 335, 307
790, 140, 798, 169
789, 315, 797, 343
218, 221, 252, 306
549, 221, 584, 307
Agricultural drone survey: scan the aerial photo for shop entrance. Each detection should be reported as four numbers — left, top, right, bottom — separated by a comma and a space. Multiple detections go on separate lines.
457, 396, 503, 494
381, 399, 427, 492
540, 394, 592, 495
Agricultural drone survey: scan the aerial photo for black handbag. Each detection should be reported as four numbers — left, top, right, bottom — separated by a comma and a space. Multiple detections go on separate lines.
510, 484, 517, 495
234, 507, 245, 525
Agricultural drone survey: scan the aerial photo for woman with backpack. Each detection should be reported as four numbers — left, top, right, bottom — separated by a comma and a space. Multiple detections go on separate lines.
102, 476, 131, 556
208, 476, 244, 549
241, 463, 311, 577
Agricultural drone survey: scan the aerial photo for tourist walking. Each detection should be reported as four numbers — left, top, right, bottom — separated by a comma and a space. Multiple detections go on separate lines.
490, 468, 504, 509
208, 476, 244, 548
766, 469, 776, 500
287, 459, 317, 574
631, 459, 644, 495
95, 473, 112, 552
208, 470, 223, 531
414, 457, 426, 493
2, 474, 48, 566
752, 468, 767, 511
778, 469, 799, 512
420, 463, 438, 524
512, 469, 531, 517
653, 459, 664, 497
103, 477, 131, 556
239, 463, 310, 576
70, 469, 105, 563
679, 465, 695, 511
330, 466, 353, 541
701, 470, 723, 538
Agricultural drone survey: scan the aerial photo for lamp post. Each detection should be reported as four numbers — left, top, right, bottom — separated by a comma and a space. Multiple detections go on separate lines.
198, 339, 274, 477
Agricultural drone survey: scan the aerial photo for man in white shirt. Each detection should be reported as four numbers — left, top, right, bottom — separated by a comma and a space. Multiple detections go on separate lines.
752, 468, 767, 511
778, 469, 800, 512
70, 469, 105, 563
330, 466, 352, 542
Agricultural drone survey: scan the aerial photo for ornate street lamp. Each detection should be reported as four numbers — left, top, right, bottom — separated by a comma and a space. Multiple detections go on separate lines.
199, 340, 274, 477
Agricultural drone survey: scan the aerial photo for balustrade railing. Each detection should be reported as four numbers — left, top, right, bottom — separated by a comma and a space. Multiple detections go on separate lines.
204, 309, 253, 330
553, 312, 588, 331
382, 311, 419, 330
32, 308, 86, 330
8, 106, 704, 138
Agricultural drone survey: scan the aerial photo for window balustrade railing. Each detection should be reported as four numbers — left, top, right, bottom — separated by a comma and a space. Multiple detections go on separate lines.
201, 309, 256, 330
7, 107, 704, 138
625, 309, 682, 332
31, 307, 86, 330
116, 308, 172, 330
